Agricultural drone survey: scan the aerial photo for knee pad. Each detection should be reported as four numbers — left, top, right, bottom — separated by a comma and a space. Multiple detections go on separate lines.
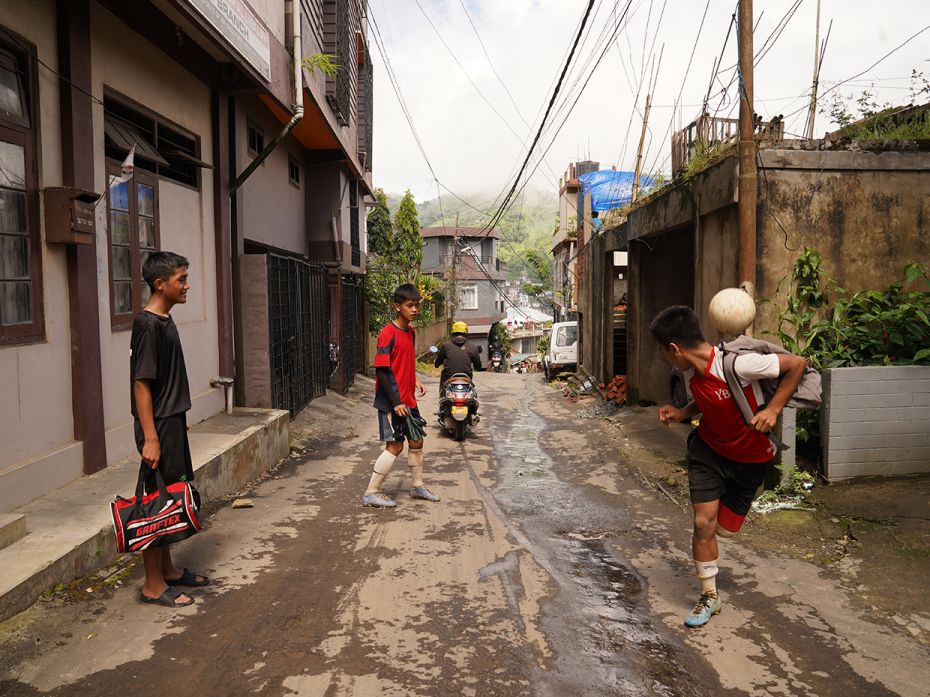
716, 502, 746, 536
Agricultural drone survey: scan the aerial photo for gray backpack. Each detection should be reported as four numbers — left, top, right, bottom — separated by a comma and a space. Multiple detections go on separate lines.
718, 336, 823, 452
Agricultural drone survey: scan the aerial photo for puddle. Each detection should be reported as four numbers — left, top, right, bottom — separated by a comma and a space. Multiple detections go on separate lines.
486, 382, 708, 696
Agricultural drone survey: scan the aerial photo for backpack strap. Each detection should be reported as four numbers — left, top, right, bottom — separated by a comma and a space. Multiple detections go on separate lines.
719, 343, 788, 452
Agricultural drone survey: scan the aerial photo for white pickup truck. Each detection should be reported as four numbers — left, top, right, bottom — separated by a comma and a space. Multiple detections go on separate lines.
543, 321, 578, 381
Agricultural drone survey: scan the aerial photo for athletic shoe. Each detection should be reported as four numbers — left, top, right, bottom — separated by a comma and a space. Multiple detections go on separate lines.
684, 593, 722, 627
361, 492, 397, 508
410, 486, 440, 502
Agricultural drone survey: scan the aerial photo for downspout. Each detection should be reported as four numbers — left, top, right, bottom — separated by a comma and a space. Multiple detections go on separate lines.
230, 0, 304, 195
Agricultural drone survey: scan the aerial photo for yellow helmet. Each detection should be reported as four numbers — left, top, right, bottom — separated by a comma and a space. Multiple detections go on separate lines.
451, 321, 468, 335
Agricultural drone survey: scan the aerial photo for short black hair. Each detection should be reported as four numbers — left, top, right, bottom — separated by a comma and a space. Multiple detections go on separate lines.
143, 251, 189, 292
649, 305, 705, 348
393, 283, 421, 304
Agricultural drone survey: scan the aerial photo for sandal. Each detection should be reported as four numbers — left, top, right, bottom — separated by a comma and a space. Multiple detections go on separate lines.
166, 567, 210, 587
140, 586, 194, 607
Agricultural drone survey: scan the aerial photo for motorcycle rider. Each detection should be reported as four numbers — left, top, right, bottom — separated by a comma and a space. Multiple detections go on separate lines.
434, 321, 483, 396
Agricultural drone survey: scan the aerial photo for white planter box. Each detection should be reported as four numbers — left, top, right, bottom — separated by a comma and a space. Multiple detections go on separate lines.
822, 365, 930, 480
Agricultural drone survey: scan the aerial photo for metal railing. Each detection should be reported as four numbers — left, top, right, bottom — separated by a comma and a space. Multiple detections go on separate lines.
671, 112, 785, 174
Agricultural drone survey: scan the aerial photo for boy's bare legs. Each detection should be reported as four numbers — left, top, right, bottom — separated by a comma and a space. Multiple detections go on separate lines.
686, 499, 722, 627
141, 547, 191, 604
692, 500, 719, 562
160, 546, 206, 585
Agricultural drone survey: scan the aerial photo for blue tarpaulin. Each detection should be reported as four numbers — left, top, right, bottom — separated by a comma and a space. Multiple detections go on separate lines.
578, 170, 654, 213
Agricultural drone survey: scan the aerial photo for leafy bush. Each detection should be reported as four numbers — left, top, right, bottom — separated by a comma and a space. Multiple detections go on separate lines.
766, 248, 930, 458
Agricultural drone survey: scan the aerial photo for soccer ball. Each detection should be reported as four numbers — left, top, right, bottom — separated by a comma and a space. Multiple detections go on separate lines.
709, 288, 756, 334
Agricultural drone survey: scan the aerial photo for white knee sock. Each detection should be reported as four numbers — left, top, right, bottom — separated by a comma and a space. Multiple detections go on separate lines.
366, 451, 396, 494
408, 448, 424, 487
694, 558, 719, 596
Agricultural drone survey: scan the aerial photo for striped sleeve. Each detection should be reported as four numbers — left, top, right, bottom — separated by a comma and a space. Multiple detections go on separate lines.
374, 327, 395, 368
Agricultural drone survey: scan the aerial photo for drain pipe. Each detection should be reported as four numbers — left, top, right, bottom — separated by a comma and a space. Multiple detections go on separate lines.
230, 0, 304, 195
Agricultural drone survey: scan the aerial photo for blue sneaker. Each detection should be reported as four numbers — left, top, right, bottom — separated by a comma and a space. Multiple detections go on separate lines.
684, 593, 722, 627
410, 486, 440, 502
361, 492, 397, 508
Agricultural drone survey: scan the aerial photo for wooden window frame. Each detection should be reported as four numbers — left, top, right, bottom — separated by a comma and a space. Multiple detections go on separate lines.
103, 89, 203, 192
105, 161, 160, 331
0, 36, 43, 346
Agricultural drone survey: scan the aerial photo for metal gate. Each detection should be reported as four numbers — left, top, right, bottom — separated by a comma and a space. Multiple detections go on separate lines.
339, 275, 365, 394
268, 254, 330, 416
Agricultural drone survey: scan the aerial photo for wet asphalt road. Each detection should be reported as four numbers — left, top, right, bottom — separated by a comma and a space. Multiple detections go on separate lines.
0, 372, 926, 696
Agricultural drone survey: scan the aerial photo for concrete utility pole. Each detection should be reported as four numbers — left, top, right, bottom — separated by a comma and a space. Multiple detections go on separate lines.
631, 93, 652, 205
805, 0, 821, 140
737, 0, 757, 302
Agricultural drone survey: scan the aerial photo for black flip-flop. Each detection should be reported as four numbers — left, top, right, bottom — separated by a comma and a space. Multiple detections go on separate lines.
140, 586, 194, 607
166, 567, 210, 587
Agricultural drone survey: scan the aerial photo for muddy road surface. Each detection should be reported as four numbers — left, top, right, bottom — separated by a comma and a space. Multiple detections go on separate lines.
1, 373, 926, 696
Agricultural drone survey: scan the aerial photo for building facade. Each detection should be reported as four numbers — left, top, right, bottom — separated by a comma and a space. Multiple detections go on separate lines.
420, 226, 507, 343
0, 0, 372, 513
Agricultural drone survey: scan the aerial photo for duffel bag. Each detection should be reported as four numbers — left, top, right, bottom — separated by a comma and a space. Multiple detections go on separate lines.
111, 467, 202, 553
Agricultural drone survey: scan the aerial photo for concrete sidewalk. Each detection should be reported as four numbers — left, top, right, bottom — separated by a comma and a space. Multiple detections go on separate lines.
0, 408, 289, 623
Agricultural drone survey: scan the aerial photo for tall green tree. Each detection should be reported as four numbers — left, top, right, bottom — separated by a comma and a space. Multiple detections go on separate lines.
367, 188, 393, 257
393, 190, 422, 283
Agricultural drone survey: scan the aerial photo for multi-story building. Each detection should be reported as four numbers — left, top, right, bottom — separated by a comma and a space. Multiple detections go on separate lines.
420, 226, 507, 345
552, 160, 597, 322
0, 0, 373, 512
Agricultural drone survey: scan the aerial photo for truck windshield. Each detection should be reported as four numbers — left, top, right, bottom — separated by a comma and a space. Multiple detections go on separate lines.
555, 326, 577, 347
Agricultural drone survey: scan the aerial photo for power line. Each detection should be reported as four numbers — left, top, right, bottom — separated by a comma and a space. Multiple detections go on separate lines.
474, 0, 598, 239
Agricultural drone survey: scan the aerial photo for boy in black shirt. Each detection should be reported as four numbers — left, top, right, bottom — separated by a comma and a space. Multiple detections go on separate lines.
131, 252, 208, 607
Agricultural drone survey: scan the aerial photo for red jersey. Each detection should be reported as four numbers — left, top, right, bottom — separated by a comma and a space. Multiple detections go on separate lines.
688, 348, 779, 463
373, 322, 417, 409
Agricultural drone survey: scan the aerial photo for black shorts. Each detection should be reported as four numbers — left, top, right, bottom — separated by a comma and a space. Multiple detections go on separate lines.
687, 430, 766, 516
135, 413, 194, 493
378, 406, 422, 442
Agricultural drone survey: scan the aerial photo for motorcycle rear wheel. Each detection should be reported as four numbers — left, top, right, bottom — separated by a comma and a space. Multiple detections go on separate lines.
453, 420, 467, 441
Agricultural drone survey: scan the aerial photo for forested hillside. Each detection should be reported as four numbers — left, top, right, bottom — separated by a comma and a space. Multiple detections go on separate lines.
383, 189, 558, 286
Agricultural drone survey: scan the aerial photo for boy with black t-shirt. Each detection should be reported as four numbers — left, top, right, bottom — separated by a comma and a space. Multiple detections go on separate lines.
650, 306, 804, 627
131, 251, 209, 608
362, 283, 439, 508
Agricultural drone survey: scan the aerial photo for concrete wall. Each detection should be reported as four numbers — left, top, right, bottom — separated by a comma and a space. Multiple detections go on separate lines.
756, 149, 930, 332
238, 97, 307, 256
0, 2, 81, 511
822, 366, 930, 480
0, 2, 225, 512
92, 4, 223, 466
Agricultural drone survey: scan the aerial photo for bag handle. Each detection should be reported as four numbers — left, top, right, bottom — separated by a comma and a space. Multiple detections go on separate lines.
719, 343, 788, 452
134, 464, 171, 502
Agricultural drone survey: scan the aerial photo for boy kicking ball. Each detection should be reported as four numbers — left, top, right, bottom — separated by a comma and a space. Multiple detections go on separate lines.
650, 305, 804, 627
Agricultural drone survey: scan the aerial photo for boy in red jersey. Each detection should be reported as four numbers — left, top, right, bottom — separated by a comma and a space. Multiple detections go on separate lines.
650, 306, 804, 627
362, 283, 439, 508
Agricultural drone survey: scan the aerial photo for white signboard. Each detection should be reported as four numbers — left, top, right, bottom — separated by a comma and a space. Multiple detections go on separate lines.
189, 0, 271, 81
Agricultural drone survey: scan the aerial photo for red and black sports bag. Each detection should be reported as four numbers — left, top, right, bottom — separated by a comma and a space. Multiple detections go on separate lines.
111, 467, 202, 553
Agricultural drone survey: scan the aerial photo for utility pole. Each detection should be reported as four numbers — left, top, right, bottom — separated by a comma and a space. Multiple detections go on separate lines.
737, 0, 757, 304
805, 0, 821, 140
447, 213, 459, 334
631, 93, 652, 205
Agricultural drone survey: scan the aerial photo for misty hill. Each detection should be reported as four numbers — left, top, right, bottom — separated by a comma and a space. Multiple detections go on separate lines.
381, 189, 558, 283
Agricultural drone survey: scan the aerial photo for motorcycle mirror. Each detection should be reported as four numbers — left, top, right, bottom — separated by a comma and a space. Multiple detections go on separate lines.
477, 346, 483, 354
429, 345, 439, 353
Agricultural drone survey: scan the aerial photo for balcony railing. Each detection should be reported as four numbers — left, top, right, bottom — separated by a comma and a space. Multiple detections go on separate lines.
672, 112, 786, 174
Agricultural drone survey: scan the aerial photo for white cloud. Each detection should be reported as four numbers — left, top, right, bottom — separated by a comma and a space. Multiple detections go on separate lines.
371, 0, 930, 202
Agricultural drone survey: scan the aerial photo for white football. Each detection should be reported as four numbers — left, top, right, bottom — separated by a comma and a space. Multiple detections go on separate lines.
709, 288, 756, 334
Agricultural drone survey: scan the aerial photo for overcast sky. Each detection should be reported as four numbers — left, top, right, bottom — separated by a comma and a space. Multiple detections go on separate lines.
370, 0, 930, 202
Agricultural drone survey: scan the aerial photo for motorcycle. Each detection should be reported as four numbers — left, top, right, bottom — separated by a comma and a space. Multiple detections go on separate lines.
490, 349, 505, 373
438, 372, 480, 441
